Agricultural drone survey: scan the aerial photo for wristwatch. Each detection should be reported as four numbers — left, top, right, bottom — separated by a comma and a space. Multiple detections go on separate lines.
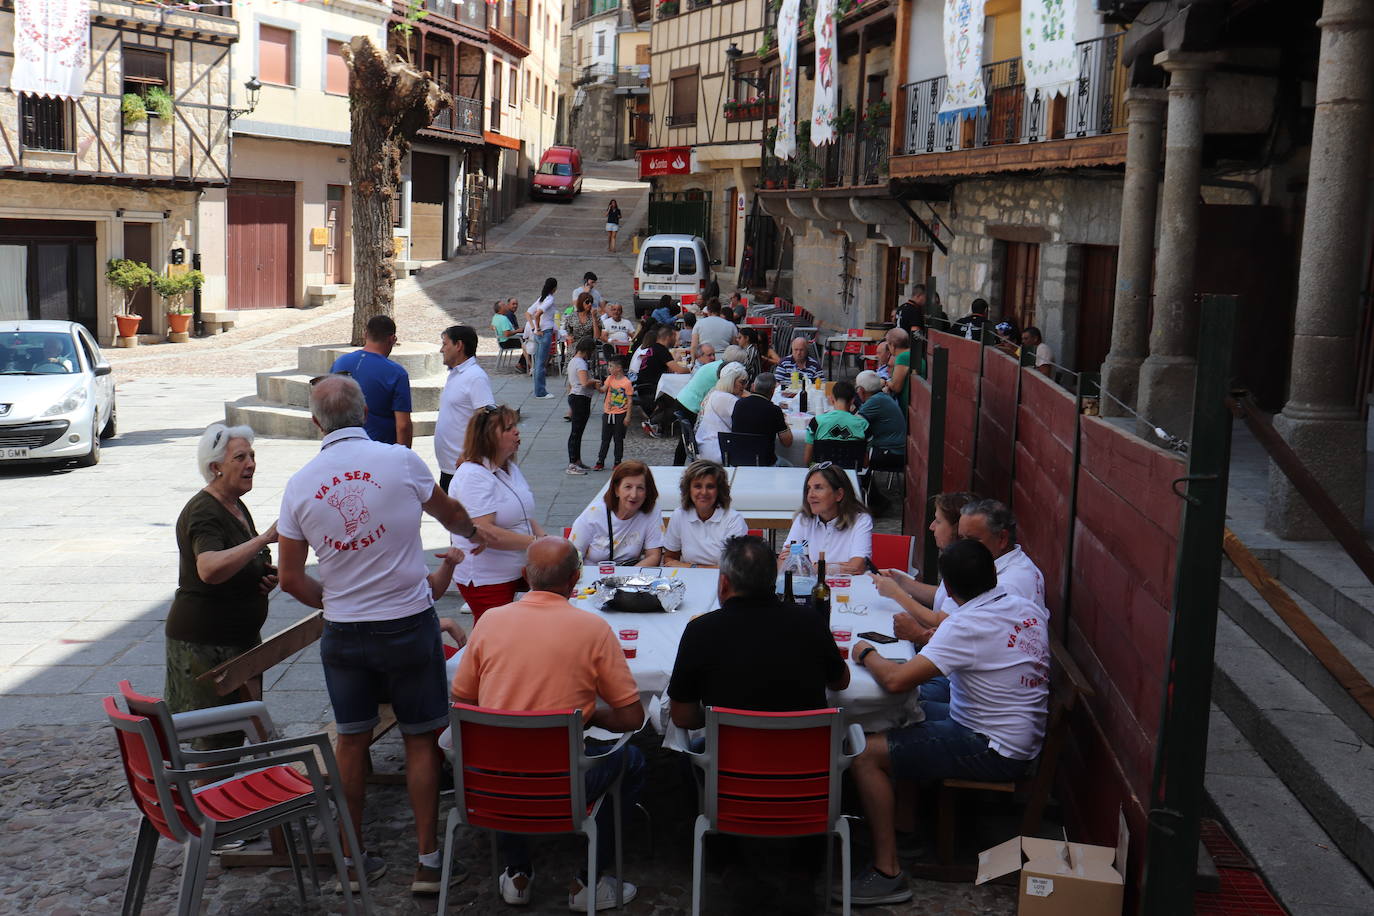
857, 646, 876, 665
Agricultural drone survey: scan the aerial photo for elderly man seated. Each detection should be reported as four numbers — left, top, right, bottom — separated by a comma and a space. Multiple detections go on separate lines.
774, 335, 823, 386
854, 370, 906, 471
845, 539, 1051, 905
450, 537, 646, 910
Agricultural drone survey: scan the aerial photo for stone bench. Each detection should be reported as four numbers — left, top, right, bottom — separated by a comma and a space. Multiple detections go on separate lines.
201, 310, 238, 335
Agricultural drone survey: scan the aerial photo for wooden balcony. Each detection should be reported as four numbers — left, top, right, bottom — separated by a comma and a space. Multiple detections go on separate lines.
422, 96, 484, 141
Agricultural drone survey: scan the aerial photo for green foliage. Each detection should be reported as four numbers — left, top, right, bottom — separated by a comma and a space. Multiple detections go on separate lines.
144, 86, 174, 120
758, 28, 775, 55
390, 0, 429, 60
832, 105, 856, 133
105, 259, 155, 315
151, 269, 206, 314
121, 93, 148, 127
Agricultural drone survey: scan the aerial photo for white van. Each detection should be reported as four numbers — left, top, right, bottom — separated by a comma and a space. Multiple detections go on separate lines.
632, 234, 718, 319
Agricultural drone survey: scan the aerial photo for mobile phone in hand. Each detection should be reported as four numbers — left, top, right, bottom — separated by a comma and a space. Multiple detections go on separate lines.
858, 631, 898, 645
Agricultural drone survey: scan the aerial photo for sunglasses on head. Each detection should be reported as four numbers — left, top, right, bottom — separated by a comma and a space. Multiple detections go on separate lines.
309, 371, 352, 386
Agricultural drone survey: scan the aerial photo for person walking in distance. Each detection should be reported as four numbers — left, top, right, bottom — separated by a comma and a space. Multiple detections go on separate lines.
528, 277, 560, 399
595, 355, 633, 471
434, 325, 495, 492
605, 199, 622, 252
277, 375, 489, 898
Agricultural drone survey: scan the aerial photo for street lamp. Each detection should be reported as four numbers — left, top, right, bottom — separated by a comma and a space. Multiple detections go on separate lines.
724, 43, 767, 92
228, 76, 262, 121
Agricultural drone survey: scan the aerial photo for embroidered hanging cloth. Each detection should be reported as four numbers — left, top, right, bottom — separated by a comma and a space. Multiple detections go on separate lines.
11, 0, 90, 100
1023, 0, 1078, 100
775, 0, 801, 160
810, 0, 838, 146
937, 0, 985, 122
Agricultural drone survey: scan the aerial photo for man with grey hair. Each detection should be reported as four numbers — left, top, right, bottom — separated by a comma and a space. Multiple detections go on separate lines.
958, 499, 1046, 612
451, 537, 646, 908
669, 535, 849, 728
277, 374, 488, 897
732, 372, 794, 466
882, 327, 912, 413
854, 369, 906, 470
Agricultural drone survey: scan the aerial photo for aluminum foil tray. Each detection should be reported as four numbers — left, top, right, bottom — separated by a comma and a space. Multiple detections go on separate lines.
592, 575, 688, 612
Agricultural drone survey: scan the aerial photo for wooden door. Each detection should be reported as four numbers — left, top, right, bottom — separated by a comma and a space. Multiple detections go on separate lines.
633, 97, 649, 146
122, 222, 154, 325
1001, 241, 1039, 330
1075, 245, 1118, 371
726, 187, 738, 267
410, 152, 449, 261
227, 179, 295, 309
326, 185, 347, 284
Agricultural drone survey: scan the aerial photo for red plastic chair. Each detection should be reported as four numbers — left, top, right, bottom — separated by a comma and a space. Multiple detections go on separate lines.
438, 703, 634, 915
564, 526, 573, 538
861, 342, 880, 371
687, 707, 864, 915
747, 528, 763, 538
872, 533, 914, 573
745, 316, 767, 325
104, 693, 369, 915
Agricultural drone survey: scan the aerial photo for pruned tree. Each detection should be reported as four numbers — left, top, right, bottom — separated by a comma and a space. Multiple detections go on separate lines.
343, 33, 450, 345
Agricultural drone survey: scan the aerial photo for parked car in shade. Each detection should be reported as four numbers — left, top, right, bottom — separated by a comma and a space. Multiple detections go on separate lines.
531, 146, 584, 200
632, 234, 718, 319
0, 320, 116, 468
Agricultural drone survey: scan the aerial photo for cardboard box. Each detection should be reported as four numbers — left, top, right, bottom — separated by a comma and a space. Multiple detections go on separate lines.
976, 810, 1128, 915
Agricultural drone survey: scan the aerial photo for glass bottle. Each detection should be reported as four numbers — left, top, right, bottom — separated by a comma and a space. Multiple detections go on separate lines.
811, 551, 831, 623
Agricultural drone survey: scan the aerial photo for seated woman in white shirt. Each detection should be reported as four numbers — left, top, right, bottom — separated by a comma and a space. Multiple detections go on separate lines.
694, 362, 749, 463
662, 460, 748, 568
779, 462, 874, 575
569, 459, 664, 566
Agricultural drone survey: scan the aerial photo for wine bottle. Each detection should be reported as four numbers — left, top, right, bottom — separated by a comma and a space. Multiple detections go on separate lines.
784, 570, 795, 606
799, 385, 808, 414
811, 551, 831, 623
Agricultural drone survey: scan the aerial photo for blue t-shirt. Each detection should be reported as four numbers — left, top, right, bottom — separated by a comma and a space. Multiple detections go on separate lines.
651, 306, 677, 327
329, 350, 413, 444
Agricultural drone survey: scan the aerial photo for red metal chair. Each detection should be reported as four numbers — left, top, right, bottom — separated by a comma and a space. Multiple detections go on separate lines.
861, 342, 880, 371
687, 707, 864, 915
745, 316, 767, 325
747, 528, 764, 538
438, 703, 634, 915
104, 693, 370, 915
872, 533, 915, 573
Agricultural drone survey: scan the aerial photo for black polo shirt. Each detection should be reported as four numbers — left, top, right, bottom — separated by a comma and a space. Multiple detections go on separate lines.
731, 393, 789, 466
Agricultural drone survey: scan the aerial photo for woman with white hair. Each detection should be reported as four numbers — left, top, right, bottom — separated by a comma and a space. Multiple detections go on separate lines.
694, 362, 749, 463
164, 423, 279, 752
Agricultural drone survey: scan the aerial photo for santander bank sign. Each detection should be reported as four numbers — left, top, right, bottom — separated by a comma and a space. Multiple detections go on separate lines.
638, 146, 693, 178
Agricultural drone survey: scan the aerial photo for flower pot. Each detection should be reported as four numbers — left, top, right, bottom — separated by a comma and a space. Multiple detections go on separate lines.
167, 312, 192, 334
115, 314, 143, 338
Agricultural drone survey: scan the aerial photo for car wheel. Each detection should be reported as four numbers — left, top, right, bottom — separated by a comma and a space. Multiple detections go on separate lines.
76, 417, 101, 467
100, 398, 117, 439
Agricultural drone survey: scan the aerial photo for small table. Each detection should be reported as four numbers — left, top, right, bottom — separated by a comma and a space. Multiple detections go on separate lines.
824, 334, 882, 378
655, 372, 692, 402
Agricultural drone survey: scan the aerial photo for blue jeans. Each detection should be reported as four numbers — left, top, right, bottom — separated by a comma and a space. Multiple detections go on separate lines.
320, 608, 448, 735
885, 699, 1032, 783
533, 328, 555, 396
500, 739, 646, 879
919, 675, 950, 703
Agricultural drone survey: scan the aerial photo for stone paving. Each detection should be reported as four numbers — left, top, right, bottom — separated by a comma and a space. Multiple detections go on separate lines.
0, 162, 1015, 914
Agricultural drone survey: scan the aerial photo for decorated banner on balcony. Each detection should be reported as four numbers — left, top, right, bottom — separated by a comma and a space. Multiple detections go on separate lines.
810, 0, 839, 145
1023, 0, 1078, 100
775, 0, 801, 160
11, 0, 90, 100
938, 0, 985, 122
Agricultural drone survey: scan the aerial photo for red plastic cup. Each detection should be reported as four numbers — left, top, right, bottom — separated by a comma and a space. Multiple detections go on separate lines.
618, 628, 639, 641
831, 628, 852, 643
827, 576, 852, 588
599, 561, 615, 575
837, 645, 850, 660
622, 644, 637, 658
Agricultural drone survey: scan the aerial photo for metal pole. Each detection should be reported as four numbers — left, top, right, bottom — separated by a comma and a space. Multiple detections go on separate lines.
1141, 294, 1237, 914
191, 251, 204, 338
920, 346, 948, 583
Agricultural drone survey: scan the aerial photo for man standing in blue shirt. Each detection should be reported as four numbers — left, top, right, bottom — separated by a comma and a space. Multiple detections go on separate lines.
330, 315, 414, 446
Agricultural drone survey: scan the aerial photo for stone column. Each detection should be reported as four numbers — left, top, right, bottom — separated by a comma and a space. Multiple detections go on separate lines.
1134, 52, 1222, 438
1267, 0, 1374, 539
1100, 88, 1166, 417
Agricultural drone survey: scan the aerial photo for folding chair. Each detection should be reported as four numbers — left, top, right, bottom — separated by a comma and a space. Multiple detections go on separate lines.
687, 707, 865, 916
104, 693, 368, 916
717, 431, 771, 467
675, 409, 698, 464
496, 337, 525, 371
810, 439, 866, 470
438, 703, 634, 915
871, 533, 915, 573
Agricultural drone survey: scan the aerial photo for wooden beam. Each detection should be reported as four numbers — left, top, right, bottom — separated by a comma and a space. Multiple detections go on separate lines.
198, 612, 324, 697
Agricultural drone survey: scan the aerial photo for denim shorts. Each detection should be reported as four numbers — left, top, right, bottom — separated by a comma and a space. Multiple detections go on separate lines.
320, 607, 448, 735
885, 701, 1033, 783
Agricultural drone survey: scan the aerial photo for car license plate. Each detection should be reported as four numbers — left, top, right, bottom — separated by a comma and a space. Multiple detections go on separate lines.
0, 446, 29, 460
643, 284, 669, 291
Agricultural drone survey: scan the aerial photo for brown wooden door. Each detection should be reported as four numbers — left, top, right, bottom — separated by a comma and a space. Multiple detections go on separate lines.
122, 222, 154, 325
410, 152, 449, 261
1076, 244, 1118, 371
633, 98, 649, 146
1001, 241, 1039, 330
228, 179, 295, 309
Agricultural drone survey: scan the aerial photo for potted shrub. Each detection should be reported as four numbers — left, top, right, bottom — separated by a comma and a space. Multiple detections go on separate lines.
724, 98, 739, 120
151, 269, 206, 339
656, 0, 679, 16
144, 86, 174, 120
121, 93, 148, 128
758, 29, 775, 56
105, 258, 155, 339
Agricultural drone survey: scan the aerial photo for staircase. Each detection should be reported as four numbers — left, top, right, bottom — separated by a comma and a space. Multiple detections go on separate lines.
224, 343, 446, 438
1209, 544, 1374, 914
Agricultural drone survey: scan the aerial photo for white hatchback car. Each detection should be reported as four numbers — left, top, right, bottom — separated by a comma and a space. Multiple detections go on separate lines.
0, 320, 116, 467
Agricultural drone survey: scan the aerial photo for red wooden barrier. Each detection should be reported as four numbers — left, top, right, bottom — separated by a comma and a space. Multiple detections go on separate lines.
930, 331, 980, 493
974, 347, 1018, 503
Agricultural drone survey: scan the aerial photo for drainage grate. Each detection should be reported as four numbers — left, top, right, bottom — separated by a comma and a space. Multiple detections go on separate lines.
1195, 868, 1288, 915
1200, 818, 1256, 870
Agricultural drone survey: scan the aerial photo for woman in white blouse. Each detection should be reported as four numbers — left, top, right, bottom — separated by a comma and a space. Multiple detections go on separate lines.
694, 362, 749, 463
779, 462, 873, 575
447, 405, 545, 621
569, 459, 664, 566
662, 460, 748, 568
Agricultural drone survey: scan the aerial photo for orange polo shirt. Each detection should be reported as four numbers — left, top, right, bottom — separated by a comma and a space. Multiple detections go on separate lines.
451, 590, 640, 720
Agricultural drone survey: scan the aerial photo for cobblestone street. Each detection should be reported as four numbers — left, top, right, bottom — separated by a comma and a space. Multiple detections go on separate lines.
0, 163, 1015, 914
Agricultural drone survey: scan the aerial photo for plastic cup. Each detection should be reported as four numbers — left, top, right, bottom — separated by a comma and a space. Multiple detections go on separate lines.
622, 643, 637, 658
599, 561, 615, 575
835, 590, 851, 605
837, 644, 850, 660
618, 628, 639, 641
831, 627, 852, 643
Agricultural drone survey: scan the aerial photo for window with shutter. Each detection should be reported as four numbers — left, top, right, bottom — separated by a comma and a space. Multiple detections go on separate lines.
259, 25, 294, 87
20, 95, 73, 152
326, 40, 350, 95
670, 67, 698, 127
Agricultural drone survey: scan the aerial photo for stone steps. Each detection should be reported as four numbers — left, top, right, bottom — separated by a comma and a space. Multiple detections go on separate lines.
254, 370, 446, 412
225, 395, 437, 439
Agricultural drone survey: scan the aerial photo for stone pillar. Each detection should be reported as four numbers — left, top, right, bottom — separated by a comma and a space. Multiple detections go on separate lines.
1100, 88, 1167, 417
1267, 0, 1374, 539
1134, 52, 1221, 438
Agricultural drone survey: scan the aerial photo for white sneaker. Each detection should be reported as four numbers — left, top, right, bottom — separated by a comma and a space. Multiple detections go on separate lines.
566, 463, 588, 476
567, 876, 636, 911
500, 870, 533, 905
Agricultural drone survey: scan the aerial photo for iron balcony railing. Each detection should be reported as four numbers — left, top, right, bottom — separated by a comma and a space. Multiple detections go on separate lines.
422, 0, 487, 30
617, 66, 649, 89
19, 94, 73, 153
576, 64, 616, 86
429, 95, 483, 135
573, 0, 618, 22
901, 31, 1126, 157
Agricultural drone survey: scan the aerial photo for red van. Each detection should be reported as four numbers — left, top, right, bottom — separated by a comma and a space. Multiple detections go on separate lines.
531, 146, 583, 200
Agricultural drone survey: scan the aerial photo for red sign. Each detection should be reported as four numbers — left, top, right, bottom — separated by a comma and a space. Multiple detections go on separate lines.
638, 146, 692, 178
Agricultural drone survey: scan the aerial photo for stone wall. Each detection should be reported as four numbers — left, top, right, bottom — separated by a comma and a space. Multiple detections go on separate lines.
569, 83, 620, 161
789, 225, 890, 330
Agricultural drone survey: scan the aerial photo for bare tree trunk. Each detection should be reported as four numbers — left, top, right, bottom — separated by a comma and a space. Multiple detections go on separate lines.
344, 36, 450, 346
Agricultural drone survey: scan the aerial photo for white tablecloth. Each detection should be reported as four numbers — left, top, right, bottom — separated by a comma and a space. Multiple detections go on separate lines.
655, 373, 692, 401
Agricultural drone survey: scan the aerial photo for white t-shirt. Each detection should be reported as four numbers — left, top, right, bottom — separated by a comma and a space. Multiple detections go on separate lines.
569, 504, 665, 565
528, 295, 559, 333
278, 428, 435, 623
601, 316, 635, 343
447, 460, 536, 586
694, 389, 738, 463
567, 355, 595, 397
663, 506, 748, 566
996, 545, 1047, 611
695, 315, 738, 354
434, 358, 495, 472
920, 588, 1050, 760
784, 512, 874, 567
1034, 342, 1054, 369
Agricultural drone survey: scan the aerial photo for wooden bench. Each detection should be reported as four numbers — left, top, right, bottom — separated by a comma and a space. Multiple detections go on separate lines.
911, 636, 1095, 882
